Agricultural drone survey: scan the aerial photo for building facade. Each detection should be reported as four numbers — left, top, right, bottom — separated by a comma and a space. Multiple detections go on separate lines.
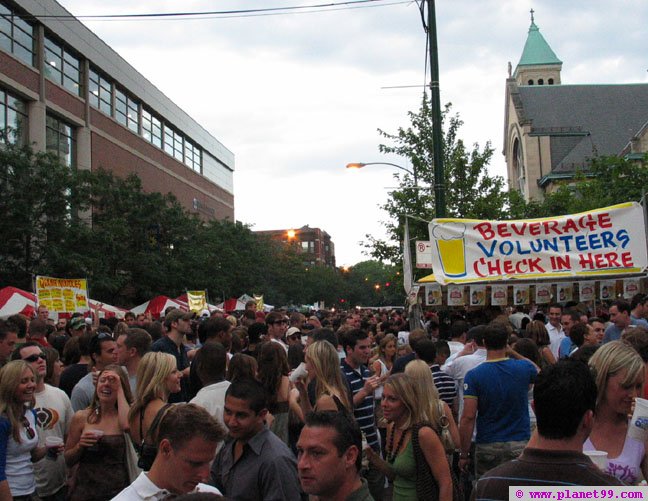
0, 0, 234, 219
255, 225, 336, 268
503, 13, 648, 201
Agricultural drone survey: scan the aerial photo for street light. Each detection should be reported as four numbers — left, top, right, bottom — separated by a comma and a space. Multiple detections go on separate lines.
346, 162, 417, 186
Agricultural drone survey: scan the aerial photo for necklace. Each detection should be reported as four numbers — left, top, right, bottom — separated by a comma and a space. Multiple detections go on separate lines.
386, 426, 408, 464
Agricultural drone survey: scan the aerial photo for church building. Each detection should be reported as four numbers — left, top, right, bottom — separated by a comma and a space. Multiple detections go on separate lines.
503, 12, 648, 202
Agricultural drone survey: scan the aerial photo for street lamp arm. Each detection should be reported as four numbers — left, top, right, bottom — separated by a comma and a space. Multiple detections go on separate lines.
346, 162, 415, 177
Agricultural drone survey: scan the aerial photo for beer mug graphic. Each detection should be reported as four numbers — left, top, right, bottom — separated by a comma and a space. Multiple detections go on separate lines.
432, 223, 467, 278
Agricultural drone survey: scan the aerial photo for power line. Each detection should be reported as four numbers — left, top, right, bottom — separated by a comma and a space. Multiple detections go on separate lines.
27, 0, 403, 21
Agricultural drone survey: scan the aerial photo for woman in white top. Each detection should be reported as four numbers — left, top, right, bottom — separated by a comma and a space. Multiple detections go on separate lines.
0, 360, 50, 500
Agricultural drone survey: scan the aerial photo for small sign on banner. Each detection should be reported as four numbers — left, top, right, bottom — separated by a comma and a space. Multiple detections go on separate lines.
491, 285, 508, 306
469, 285, 486, 306
407, 285, 421, 305
624, 278, 641, 299
535, 283, 552, 304
556, 283, 573, 303
36, 276, 89, 313
578, 282, 596, 302
425, 284, 442, 306
447, 285, 465, 306
599, 280, 616, 300
513, 285, 529, 305
415, 241, 434, 269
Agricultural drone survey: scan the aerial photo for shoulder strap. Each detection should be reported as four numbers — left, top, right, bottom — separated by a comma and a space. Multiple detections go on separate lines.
332, 394, 345, 412
144, 403, 172, 444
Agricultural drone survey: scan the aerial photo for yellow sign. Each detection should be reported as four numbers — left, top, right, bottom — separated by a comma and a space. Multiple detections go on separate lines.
36, 276, 89, 313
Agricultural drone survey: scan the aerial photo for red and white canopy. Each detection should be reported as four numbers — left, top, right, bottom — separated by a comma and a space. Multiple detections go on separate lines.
130, 296, 187, 319
0, 286, 36, 319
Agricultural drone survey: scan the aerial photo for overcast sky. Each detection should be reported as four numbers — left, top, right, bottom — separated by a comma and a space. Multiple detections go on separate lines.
58, 0, 648, 266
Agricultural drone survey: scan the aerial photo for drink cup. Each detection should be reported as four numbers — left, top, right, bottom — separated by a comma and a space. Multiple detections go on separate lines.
289, 363, 308, 383
45, 436, 64, 460
584, 450, 608, 470
629, 397, 648, 441
87, 429, 104, 452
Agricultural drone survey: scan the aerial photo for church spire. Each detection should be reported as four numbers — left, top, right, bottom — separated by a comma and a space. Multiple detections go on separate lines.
513, 11, 562, 86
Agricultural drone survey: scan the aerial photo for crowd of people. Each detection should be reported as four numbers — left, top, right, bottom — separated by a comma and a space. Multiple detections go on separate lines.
0, 293, 647, 500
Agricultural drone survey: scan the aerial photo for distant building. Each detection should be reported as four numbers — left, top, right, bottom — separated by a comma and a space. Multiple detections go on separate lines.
255, 225, 336, 268
504, 12, 648, 201
0, 0, 234, 220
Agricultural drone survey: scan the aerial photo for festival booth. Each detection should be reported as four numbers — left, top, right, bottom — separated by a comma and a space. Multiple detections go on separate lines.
0, 286, 126, 319
216, 294, 273, 313
411, 202, 648, 309
130, 296, 187, 319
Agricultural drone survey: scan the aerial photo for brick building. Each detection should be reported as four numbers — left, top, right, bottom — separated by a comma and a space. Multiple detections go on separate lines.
0, 0, 234, 219
255, 225, 336, 268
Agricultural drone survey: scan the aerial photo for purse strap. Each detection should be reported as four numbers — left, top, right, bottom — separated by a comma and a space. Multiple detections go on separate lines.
141, 403, 172, 447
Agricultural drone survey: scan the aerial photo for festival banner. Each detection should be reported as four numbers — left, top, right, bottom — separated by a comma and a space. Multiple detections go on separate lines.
428, 203, 648, 285
425, 284, 442, 306
408, 286, 421, 306
513, 285, 529, 305
469, 285, 486, 306
447, 285, 465, 306
535, 283, 552, 304
254, 295, 264, 311
599, 280, 616, 300
186, 290, 207, 313
624, 278, 641, 299
556, 283, 573, 303
36, 276, 89, 313
491, 285, 508, 306
578, 282, 596, 302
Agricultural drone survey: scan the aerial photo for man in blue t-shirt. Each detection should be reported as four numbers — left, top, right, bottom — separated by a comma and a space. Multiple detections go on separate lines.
458, 321, 538, 478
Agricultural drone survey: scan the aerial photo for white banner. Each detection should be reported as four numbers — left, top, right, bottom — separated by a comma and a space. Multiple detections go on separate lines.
425, 284, 442, 306
624, 278, 641, 299
428, 203, 648, 285
491, 285, 508, 306
447, 285, 465, 306
556, 283, 573, 303
469, 285, 486, 306
535, 283, 552, 304
578, 281, 596, 302
513, 285, 529, 305
599, 280, 616, 300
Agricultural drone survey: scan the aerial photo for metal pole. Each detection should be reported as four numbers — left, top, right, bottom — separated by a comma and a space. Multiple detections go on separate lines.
428, 0, 445, 218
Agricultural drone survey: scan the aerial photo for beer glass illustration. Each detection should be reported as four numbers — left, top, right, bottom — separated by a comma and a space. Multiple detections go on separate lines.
432, 223, 467, 278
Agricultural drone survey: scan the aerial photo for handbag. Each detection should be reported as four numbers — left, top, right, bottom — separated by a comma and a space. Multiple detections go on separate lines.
137, 403, 171, 471
411, 422, 462, 501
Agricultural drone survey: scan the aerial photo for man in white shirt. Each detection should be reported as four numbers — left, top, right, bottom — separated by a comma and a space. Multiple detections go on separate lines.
265, 311, 289, 352
545, 304, 564, 359
16, 342, 73, 500
189, 342, 230, 428
116, 328, 151, 396
112, 403, 225, 500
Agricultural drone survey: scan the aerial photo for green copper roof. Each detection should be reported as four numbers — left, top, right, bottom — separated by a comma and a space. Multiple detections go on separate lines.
518, 21, 562, 67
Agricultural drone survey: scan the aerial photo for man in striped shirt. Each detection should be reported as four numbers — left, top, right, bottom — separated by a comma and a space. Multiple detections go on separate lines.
414, 339, 457, 412
340, 329, 384, 501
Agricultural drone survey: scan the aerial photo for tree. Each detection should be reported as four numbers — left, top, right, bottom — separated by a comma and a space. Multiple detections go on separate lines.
364, 96, 510, 272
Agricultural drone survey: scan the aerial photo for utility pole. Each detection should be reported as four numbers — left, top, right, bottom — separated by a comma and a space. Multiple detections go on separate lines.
427, 0, 446, 218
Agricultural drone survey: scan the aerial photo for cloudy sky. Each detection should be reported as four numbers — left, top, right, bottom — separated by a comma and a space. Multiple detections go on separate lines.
58, 0, 648, 266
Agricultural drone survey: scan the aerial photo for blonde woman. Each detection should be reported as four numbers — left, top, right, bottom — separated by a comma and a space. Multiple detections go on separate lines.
585, 341, 648, 484
65, 365, 133, 500
296, 341, 351, 414
367, 373, 453, 501
404, 360, 459, 451
127, 353, 181, 466
0, 361, 49, 500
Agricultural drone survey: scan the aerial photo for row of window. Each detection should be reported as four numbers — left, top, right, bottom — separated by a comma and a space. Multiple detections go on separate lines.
1, 87, 73, 166
1, 1, 202, 174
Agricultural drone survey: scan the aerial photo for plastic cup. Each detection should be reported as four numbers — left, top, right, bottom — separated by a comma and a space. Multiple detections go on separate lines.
45, 436, 63, 459
629, 398, 648, 441
87, 429, 104, 451
584, 450, 608, 470
289, 363, 308, 383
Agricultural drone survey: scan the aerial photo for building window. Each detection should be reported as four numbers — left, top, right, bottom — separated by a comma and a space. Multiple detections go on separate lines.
512, 137, 525, 197
164, 125, 183, 162
548, 78, 554, 85
44, 36, 81, 96
0, 87, 27, 144
527, 79, 534, 85
114, 88, 139, 132
538, 78, 544, 85
0, 4, 34, 66
114, 88, 127, 126
301, 241, 315, 253
89, 68, 112, 115
142, 108, 162, 148
46, 114, 74, 167
184, 139, 201, 172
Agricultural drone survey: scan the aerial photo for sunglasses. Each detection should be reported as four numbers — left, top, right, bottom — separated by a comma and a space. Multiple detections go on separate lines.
23, 354, 46, 363
21, 416, 35, 440
270, 320, 288, 325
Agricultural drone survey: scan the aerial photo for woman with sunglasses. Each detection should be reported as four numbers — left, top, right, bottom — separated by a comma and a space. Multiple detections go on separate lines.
0, 360, 49, 500
65, 365, 134, 500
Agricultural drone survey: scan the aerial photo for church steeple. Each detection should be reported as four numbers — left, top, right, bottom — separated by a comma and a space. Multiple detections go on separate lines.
513, 10, 562, 86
